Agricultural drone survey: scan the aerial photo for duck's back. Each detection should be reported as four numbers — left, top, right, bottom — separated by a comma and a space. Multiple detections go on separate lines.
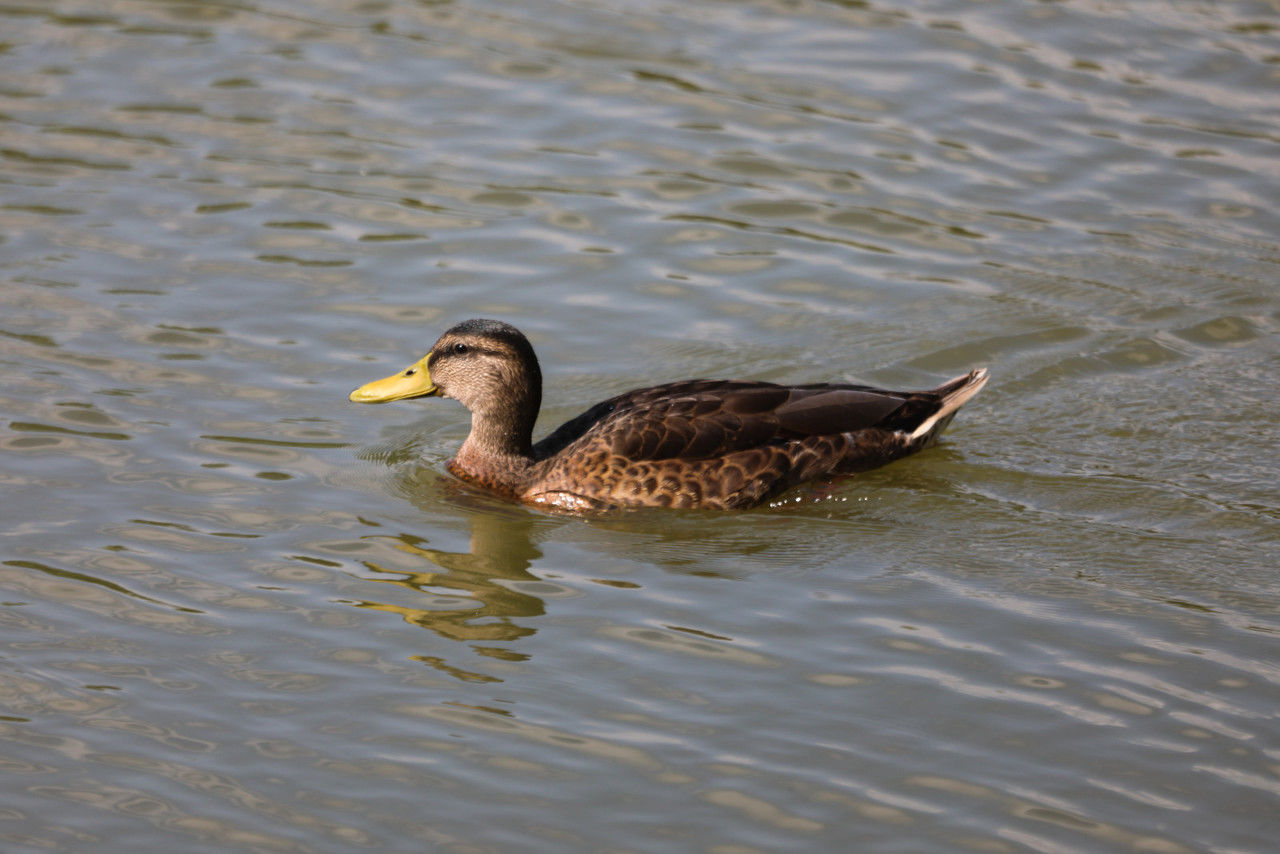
523, 372, 987, 511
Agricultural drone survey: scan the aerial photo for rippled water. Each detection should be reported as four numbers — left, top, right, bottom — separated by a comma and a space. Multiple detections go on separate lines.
2, 1, 1278, 852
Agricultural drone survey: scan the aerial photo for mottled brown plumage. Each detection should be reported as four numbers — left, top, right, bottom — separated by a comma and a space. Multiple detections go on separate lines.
349, 319, 989, 512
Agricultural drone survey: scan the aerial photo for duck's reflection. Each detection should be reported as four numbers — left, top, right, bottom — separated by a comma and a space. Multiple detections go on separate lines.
356, 474, 550, 653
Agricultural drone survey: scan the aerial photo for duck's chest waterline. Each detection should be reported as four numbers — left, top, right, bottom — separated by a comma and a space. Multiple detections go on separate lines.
445, 453, 537, 500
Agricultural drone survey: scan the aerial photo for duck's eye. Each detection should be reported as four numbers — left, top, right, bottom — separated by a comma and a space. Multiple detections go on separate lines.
453, 342, 469, 355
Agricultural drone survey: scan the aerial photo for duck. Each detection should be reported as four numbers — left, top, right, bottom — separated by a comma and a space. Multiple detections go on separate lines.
349, 318, 989, 512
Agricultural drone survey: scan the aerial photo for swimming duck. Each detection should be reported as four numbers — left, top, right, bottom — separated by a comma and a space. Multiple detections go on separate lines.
349, 319, 988, 512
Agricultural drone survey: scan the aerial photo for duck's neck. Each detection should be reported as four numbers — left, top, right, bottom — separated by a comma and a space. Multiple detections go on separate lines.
449, 401, 539, 495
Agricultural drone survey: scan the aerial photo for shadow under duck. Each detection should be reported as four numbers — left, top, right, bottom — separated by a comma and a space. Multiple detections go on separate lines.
349, 319, 989, 512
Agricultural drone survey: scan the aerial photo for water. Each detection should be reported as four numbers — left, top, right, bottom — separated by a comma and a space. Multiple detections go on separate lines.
2, 0, 1278, 851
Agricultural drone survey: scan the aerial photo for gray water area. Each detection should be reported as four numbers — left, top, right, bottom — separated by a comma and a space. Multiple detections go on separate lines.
2, 0, 1279, 851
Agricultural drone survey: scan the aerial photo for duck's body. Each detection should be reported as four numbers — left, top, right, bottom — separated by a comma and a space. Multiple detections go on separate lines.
350, 319, 988, 512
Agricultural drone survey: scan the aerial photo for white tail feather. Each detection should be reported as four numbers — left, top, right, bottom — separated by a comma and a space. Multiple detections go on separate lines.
908, 367, 990, 441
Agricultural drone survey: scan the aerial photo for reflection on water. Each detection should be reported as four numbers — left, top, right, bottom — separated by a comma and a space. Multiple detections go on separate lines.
355, 503, 545, 652
2, 0, 1279, 851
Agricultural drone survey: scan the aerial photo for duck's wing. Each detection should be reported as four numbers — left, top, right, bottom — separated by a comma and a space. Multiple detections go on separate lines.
532, 398, 621, 462
535, 379, 938, 463
532, 381, 752, 460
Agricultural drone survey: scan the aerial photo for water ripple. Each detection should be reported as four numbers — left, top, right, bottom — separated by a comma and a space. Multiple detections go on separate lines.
2, 0, 1278, 852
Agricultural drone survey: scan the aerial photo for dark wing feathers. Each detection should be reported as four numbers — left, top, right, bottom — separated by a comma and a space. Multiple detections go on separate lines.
532, 380, 743, 460
719, 386, 791, 415
532, 397, 619, 461
771, 388, 906, 436
535, 379, 944, 464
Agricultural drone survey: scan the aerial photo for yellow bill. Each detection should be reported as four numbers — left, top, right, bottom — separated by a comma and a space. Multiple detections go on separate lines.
348, 354, 438, 403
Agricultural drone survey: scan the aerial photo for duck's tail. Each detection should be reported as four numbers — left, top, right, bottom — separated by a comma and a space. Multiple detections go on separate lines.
908, 367, 990, 442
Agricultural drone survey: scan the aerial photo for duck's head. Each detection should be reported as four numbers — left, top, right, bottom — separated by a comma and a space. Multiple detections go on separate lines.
349, 319, 543, 427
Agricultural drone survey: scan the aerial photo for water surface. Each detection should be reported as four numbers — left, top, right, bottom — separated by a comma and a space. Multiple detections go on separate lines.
2, 1, 1278, 852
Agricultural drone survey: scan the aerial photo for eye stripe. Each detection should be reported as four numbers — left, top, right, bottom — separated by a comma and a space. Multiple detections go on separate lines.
429, 342, 501, 369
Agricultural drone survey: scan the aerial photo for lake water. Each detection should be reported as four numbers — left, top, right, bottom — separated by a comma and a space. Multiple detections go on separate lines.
2, 1, 1278, 851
